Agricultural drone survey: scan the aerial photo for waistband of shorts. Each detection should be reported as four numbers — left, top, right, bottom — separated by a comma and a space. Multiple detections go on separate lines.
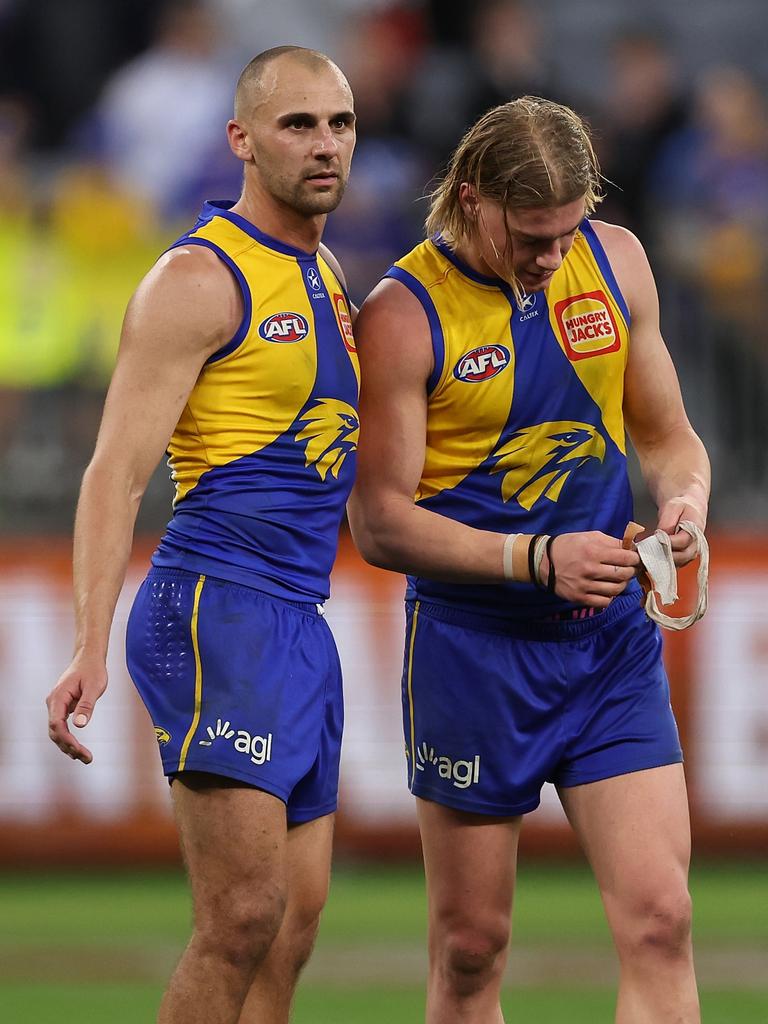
144, 567, 325, 615
408, 591, 642, 640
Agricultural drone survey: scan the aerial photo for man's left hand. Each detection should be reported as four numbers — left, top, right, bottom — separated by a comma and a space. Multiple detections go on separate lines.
656, 496, 707, 567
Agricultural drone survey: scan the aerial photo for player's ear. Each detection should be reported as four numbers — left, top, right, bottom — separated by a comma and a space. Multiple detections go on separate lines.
458, 183, 480, 220
227, 119, 252, 162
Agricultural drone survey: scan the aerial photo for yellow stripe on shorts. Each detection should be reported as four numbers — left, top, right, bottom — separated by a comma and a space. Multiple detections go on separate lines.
178, 574, 206, 771
406, 600, 420, 788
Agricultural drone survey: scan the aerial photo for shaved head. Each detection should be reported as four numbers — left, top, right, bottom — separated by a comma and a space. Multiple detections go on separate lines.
234, 46, 349, 120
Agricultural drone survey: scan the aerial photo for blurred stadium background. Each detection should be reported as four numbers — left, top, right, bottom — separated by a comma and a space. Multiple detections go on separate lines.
1, 0, 767, 1020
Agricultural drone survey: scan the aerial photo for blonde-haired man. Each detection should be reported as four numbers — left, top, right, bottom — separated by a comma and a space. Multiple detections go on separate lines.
350, 97, 707, 1023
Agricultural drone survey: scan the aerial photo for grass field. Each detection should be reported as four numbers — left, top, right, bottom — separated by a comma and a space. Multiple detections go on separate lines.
1, 861, 766, 1022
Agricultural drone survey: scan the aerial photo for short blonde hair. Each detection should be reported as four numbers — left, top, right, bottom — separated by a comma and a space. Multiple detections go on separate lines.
427, 96, 603, 246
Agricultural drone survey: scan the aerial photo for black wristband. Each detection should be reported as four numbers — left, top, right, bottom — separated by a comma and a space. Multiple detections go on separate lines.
528, 534, 542, 587
545, 535, 557, 593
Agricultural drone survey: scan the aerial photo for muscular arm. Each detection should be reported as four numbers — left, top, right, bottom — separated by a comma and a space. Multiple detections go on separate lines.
594, 222, 711, 562
47, 246, 242, 762
348, 280, 638, 598
348, 279, 509, 581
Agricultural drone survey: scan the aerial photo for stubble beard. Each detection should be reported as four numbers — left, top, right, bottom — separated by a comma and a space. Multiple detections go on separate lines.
268, 169, 348, 217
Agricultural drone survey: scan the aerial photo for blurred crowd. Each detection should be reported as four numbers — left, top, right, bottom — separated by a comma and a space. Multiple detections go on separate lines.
1, 0, 767, 530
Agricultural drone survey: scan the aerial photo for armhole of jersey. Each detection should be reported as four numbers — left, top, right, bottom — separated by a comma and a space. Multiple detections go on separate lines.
384, 266, 445, 394
166, 236, 253, 363
318, 252, 352, 309
579, 220, 631, 327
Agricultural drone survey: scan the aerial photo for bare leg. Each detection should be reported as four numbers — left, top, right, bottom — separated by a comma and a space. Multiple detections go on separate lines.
158, 775, 289, 1024
238, 813, 334, 1023
559, 765, 700, 1024
417, 798, 521, 1024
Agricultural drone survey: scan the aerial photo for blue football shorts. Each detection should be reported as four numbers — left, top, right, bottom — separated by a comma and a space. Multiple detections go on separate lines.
401, 592, 682, 816
126, 567, 343, 823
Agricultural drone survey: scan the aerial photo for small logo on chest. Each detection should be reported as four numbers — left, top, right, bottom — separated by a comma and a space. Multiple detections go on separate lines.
517, 292, 539, 320
453, 345, 511, 382
306, 266, 325, 297
258, 312, 310, 343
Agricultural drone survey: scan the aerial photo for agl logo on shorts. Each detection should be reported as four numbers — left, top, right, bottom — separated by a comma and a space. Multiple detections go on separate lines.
453, 344, 511, 382
412, 740, 481, 789
198, 717, 273, 766
259, 311, 310, 343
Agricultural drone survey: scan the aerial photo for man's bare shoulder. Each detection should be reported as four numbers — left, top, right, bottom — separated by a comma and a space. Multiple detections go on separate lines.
589, 220, 655, 312
126, 244, 243, 357
357, 277, 430, 331
356, 277, 433, 378
589, 220, 646, 258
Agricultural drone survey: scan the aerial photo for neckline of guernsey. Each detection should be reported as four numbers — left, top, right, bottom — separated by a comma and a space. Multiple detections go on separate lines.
204, 200, 319, 261
431, 233, 508, 287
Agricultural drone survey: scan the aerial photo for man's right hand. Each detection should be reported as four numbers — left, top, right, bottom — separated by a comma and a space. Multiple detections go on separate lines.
543, 532, 640, 608
46, 654, 108, 764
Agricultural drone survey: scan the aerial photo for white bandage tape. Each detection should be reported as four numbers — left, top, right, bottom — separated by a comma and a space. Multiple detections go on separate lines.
502, 533, 519, 581
635, 521, 708, 630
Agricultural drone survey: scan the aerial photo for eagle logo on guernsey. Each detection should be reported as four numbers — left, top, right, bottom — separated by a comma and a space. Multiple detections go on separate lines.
453, 345, 511, 382
296, 399, 359, 481
491, 421, 606, 509
554, 291, 621, 360
258, 311, 310, 343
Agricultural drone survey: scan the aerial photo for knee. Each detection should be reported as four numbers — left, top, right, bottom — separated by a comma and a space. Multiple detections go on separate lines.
195, 884, 287, 973
437, 917, 510, 995
614, 887, 693, 962
282, 890, 328, 973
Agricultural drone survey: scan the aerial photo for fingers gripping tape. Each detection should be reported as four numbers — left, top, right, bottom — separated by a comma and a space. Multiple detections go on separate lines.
630, 521, 709, 630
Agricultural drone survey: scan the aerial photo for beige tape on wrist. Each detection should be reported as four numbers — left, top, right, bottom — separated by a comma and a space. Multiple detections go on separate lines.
502, 533, 518, 581
502, 533, 535, 582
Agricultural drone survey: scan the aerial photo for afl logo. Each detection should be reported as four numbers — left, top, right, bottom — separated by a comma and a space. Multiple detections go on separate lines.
258, 312, 310, 343
453, 345, 511, 382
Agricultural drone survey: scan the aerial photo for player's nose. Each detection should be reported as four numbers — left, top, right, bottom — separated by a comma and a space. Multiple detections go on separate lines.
312, 126, 340, 158
536, 240, 564, 271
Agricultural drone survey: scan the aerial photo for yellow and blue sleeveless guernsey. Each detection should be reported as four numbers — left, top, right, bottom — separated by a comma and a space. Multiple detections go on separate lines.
152, 200, 360, 602
386, 222, 640, 618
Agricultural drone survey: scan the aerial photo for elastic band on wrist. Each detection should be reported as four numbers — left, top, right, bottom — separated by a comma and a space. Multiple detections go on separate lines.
533, 534, 550, 589
527, 534, 542, 586
545, 535, 557, 593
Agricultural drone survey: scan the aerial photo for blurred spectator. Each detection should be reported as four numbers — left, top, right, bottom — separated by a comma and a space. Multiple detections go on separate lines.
652, 66, 768, 304
597, 28, 691, 244
213, 0, 382, 63
408, 0, 565, 169
324, 5, 428, 302
79, 0, 237, 221
0, 0, 157, 150
650, 66, 768, 491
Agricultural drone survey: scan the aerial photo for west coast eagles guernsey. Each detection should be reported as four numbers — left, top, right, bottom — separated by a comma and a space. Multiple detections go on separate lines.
152, 200, 360, 602
386, 222, 640, 617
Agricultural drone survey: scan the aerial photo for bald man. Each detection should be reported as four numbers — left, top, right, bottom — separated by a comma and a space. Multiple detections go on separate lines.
46, 47, 359, 1024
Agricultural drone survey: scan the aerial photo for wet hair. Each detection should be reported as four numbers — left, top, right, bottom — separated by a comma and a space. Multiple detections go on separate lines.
234, 46, 342, 118
426, 96, 604, 245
